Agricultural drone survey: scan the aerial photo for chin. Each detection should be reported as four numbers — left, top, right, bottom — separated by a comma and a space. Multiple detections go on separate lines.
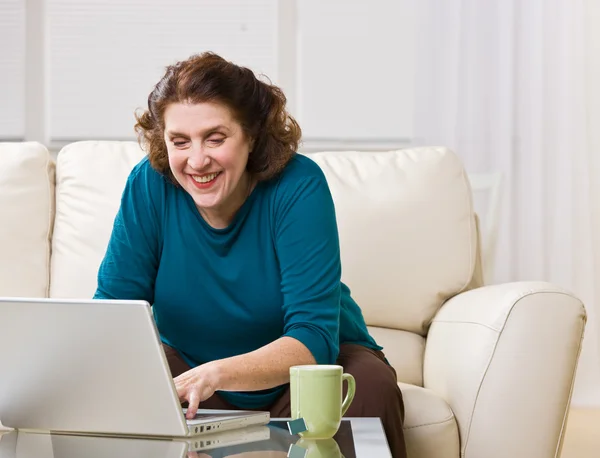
191, 194, 222, 211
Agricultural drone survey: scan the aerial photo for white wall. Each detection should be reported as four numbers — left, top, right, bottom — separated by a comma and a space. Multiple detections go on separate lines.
295, 0, 414, 144
577, 0, 600, 409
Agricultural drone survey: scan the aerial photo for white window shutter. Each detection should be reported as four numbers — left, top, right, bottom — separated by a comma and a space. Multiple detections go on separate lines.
47, 0, 279, 141
0, 0, 26, 139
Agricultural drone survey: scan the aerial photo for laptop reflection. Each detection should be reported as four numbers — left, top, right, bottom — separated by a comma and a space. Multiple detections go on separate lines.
0, 426, 271, 458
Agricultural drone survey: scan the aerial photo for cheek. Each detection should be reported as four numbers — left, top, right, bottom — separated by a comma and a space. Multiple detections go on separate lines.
217, 146, 249, 172
167, 149, 186, 172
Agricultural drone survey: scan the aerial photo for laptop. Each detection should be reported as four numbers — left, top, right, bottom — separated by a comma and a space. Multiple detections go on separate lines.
0, 297, 270, 438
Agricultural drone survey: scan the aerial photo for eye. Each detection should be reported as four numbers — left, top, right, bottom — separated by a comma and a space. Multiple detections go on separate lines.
172, 140, 189, 147
207, 137, 225, 146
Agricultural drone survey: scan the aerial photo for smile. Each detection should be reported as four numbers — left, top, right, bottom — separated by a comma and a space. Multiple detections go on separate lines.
192, 172, 220, 184
189, 172, 221, 190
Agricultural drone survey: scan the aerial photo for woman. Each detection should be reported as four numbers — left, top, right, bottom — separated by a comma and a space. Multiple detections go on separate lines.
94, 52, 406, 457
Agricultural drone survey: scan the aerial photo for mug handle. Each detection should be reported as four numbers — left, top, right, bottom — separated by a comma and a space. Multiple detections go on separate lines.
341, 373, 356, 416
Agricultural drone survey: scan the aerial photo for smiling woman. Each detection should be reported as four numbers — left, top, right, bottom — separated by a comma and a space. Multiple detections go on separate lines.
94, 52, 407, 458
162, 102, 255, 229
133, 52, 299, 229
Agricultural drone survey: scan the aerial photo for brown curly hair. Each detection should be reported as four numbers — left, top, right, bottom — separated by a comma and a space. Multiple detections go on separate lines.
134, 52, 302, 183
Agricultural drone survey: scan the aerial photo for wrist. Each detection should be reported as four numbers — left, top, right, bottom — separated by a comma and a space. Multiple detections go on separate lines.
205, 359, 228, 391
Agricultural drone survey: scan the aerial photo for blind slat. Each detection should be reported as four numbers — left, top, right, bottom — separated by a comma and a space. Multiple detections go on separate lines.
48, 0, 278, 140
0, 0, 25, 138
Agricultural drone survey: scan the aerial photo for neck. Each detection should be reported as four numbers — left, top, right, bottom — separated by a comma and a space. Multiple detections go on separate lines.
198, 172, 254, 229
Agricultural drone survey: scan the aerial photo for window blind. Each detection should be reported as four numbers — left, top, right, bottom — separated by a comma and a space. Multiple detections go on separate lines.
0, 0, 25, 139
47, 0, 278, 141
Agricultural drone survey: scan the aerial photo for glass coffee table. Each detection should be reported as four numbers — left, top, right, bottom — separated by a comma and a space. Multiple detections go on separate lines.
0, 418, 392, 458
268, 417, 392, 457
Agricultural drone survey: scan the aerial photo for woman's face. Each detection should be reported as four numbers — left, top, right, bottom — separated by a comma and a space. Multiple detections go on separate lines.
163, 101, 253, 227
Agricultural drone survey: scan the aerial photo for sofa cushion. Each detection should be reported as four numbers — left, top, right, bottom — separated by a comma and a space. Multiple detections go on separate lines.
50, 142, 477, 340
308, 148, 477, 335
0, 142, 54, 298
50, 141, 145, 298
399, 382, 459, 458
368, 327, 424, 386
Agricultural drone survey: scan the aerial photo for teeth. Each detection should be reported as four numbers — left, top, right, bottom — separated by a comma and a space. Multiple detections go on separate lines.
192, 172, 219, 183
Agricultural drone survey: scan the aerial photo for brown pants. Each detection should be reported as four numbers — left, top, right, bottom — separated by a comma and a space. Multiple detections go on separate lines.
164, 343, 407, 458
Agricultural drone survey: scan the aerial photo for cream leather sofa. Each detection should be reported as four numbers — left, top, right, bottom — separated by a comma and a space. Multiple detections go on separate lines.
0, 141, 587, 458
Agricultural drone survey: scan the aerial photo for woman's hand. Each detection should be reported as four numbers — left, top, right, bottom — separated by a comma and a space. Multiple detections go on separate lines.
174, 362, 221, 419
174, 337, 315, 419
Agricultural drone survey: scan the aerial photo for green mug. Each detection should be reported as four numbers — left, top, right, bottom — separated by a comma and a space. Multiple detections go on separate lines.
289, 364, 356, 439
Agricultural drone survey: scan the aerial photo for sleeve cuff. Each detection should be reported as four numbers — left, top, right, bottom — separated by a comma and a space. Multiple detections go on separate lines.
284, 325, 338, 365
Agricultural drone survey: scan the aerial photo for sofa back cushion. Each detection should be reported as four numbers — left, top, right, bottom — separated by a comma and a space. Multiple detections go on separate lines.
0, 142, 55, 298
50, 141, 145, 298
308, 148, 477, 336
51, 143, 477, 339
49, 142, 477, 384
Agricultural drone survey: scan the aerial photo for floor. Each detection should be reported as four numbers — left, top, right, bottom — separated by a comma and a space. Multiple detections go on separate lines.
561, 408, 600, 458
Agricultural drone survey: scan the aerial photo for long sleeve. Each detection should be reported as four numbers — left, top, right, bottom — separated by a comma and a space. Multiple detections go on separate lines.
93, 159, 163, 302
274, 168, 342, 365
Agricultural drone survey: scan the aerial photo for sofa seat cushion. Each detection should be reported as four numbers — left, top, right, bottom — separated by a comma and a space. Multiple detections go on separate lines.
400, 382, 459, 458
368, 327, 425, 386
0, 142, 54, 298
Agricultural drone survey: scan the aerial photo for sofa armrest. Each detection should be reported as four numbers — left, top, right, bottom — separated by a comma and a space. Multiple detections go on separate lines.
423, 281, 586, 458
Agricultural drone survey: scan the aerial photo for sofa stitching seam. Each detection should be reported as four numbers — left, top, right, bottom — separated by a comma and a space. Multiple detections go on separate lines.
403, 415, 455, 430
430, 320, 499, 333
433, 287, 580, 331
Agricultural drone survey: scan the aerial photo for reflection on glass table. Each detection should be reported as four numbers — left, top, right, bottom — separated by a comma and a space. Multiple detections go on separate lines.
0, 418, 391, 458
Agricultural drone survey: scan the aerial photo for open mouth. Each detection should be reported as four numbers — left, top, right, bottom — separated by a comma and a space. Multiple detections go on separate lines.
189, 171, 221, 189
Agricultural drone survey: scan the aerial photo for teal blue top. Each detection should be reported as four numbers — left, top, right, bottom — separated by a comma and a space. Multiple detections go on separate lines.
94, 154, 381, 409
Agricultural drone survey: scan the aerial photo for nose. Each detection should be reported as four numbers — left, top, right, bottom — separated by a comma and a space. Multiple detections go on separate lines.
187, 144, 211, 170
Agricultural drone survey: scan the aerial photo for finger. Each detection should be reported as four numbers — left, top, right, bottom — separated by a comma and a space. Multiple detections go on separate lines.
174, 373, 194, 398
186, 390, 200, 419
175, 382, 187, 401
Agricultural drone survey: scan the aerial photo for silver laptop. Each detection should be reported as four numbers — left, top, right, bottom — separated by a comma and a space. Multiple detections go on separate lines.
0, 297, 270, 438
